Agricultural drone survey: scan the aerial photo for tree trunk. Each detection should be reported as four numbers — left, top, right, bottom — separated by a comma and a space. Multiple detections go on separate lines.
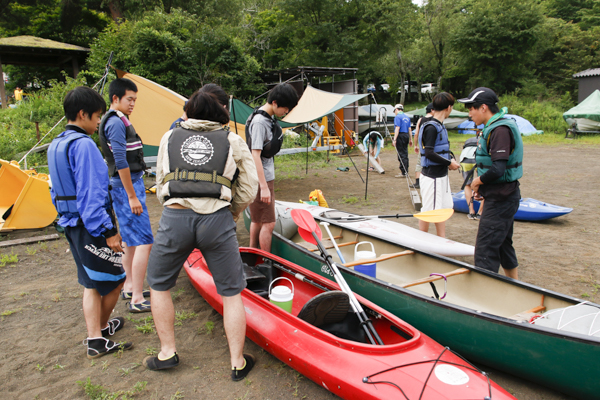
397, 50, 406, 105
107, 0, 124, 22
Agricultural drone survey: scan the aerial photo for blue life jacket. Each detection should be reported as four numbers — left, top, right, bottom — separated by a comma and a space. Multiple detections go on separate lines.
48, 130, 91, 216
418, 120, 450, 168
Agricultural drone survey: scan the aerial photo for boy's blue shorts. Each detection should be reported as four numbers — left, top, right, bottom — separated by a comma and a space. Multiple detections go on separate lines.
65, 224, 126, 296
111, 178, 154, 247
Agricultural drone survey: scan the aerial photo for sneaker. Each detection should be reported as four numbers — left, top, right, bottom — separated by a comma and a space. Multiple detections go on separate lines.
121, 289, 151, 300
475, 214, 481, 220
102, 317, 125, 337
395, 173, 407, 178
467, 213, 477, 220
368, 167, 375, 171
86, 337, 133, 359
409, 182, 420, 189
127, 300, 151, 313
144, 352, 180, 370
232, 354, 256, 381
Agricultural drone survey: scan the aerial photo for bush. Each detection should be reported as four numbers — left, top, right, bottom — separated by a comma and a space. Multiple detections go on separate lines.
499, 93, 573, 135
0, 75, 89, 163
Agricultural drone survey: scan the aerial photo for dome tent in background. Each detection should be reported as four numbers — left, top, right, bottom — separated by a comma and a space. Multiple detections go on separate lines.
456, 115, 543, 136
563, 89, 600, 132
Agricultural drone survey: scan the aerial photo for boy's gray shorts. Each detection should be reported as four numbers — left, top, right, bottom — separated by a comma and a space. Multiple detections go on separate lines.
147, 207, 246, 296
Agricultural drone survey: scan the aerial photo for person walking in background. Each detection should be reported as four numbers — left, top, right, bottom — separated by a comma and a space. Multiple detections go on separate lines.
393, 104, 412, 177
145, 85, 258, 378
458, 87, 523, 280
98, 78, 153, 313
47, 86, 133, 359
247, 83, 298, 252
417, 93, 460, 237
411, 103, 433, 189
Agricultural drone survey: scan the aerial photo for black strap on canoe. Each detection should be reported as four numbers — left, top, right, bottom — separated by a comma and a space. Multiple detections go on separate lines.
429, 282, 440, 300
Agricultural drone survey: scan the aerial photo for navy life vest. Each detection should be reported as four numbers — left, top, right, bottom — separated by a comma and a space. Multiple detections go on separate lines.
476, 116, 523, 184
245, 108, 283, 158
47, 130, 92, 216
418, 120, 450, 168
162, 127, 238, 201
98, 110, 146, 176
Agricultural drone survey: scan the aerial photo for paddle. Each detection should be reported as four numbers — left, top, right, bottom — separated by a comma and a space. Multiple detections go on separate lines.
291, 209, 384, 345
322, 208, 454, 224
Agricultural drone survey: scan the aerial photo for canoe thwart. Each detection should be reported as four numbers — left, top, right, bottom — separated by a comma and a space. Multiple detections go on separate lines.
402, 268, 470, 289
343, 250, 414, 268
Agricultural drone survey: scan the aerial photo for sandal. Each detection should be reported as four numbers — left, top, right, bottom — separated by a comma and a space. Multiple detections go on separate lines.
121, 289, 151, 300
127, 300, 151, 313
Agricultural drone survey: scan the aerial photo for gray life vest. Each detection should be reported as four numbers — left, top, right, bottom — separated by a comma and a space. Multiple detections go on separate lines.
163, 127, 238, 201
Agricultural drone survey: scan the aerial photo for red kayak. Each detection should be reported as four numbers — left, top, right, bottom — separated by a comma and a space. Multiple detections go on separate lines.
185, 247, 515, 400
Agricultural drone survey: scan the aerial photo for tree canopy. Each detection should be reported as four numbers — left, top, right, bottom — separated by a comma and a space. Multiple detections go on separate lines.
1, 0, 599, 101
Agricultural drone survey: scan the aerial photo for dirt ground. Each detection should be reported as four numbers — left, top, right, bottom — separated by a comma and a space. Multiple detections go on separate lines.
1, 143, 598, 400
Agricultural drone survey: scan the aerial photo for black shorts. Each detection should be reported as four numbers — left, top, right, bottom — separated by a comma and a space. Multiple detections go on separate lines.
147, 207, 246, 296
65, 224, 126, 296
474, 193, 520, 273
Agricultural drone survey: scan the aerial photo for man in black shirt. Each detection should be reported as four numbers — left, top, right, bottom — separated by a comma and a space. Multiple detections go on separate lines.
418, 93, 460, 237
458, 87, 523, 279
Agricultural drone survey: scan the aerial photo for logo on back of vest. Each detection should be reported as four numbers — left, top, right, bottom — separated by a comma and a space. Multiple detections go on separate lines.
181, 135, 214, 166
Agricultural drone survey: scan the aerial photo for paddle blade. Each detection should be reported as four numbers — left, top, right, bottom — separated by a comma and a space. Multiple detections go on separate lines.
413, 208, 454, 223
291, 209, 322, 244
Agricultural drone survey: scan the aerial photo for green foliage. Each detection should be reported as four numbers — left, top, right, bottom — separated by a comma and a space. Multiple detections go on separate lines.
452, 0, 543, 93
0, 75, 89, 161
499, 93, 572, 135
84, 9, 263, 99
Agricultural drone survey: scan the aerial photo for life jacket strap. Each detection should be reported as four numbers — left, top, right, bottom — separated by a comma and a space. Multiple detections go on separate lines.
162, 168, 232, 189
55, 195, 77, 201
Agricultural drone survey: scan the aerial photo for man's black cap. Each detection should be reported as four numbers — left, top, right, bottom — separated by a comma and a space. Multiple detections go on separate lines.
425, 103, 433, 113
457, 87, 499, 106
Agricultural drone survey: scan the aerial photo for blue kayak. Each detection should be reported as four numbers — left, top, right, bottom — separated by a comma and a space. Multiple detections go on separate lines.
452, 191, 573, 221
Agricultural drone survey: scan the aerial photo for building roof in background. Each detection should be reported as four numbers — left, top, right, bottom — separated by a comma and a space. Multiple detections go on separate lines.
0, 36, 89, 51
0, 36, 89, 67
573, 68, 600, 78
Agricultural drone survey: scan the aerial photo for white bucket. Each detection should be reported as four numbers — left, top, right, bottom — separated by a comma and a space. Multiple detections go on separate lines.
269, 277, 294, 313
354, 241, 377, 277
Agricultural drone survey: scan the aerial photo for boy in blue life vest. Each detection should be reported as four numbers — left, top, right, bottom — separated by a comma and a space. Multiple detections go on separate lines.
458, 87, 523, 280
98, 78, 153, 313
47, 86, 133, 359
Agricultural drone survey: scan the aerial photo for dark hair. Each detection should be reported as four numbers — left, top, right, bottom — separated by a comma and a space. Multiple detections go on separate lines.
267, 83, 299, 110
63, 86, 106, 121
185, 90, 230, 124
199, 83, 228, 110
465, 102, 500, 114
432, 92, 455, 111
109, 78, 138, 102
368, 132, 378, 142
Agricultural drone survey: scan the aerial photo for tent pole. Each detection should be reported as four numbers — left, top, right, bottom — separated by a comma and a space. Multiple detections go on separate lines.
365, 135, 370, 200
231, 95, 239, 136
305, 124, 309, 175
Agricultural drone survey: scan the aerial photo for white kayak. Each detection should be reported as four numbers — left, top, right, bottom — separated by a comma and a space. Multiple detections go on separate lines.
274, 201, 474, 257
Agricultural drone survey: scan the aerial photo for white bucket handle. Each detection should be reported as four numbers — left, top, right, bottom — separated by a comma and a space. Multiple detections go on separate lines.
354, 241, 375, 258
269, 277, 294, 297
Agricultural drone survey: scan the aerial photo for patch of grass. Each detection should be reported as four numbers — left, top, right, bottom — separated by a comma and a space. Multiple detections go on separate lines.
119, 367, 132, 376
1, 309, 18, 320
136, 320, 155, 334
101, 361, 109, 371
53, 364, 65, 370
234, 391, 250, 400
26, 246, 37, 255
39, 241, 49, 251
175, 310, 196, 322
35, 363, 45, 372
52, 291, 61, 302
0, 252, 18, 267
77, 377, 147, 400
341, 195, 358, 204
145, 346, 158, 356
200, 320, 215, 335
581, 293, 590, 298
170, 390, 184, 400
171, 288, 185, 300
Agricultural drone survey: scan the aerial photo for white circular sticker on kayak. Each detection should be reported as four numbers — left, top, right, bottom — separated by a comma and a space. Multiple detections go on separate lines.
434, 365, 470, 385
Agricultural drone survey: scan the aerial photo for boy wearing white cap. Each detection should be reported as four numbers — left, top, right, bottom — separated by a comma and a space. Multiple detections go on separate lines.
392, 104, 412, 177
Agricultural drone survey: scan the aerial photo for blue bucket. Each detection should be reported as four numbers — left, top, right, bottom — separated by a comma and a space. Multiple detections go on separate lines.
354, 242, 377, 278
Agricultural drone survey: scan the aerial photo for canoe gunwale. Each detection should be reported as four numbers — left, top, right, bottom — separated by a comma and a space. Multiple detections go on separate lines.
274, 231, 600, 346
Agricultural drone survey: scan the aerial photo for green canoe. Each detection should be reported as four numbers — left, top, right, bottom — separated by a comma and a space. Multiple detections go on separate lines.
244, 204, 600, 399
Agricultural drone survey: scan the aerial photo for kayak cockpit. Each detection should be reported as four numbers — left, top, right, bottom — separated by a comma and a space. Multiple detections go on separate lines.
240, 251, 416, 347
